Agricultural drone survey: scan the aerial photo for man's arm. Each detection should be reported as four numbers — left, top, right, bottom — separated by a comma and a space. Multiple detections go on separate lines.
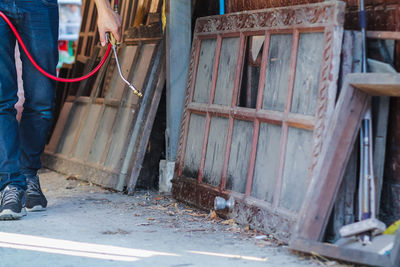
94, 0, 122, 46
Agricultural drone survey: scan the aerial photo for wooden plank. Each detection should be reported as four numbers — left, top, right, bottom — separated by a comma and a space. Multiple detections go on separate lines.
225, 119, 253, 193
100, 43, 156, 165
182, 114, 206, 178
56, 103, 87, 154
290, 238, 392, 267
294, 79, 370, 241
349, 73, 400, 96
251, 123, 282, 203
291, 32, 324, 116
126, 52, 166, 192
263, 34, 292, 111
203, 117, 229, 187
193, 39, 217, 104
87, 107, 118, 163
280, 127, 313, 212
367, 31, 400, 40
327, 30, 361, 242
46, 102, 73, 153
72, 104, 103, 159
42, 152, 121, 189
214, 37, 240, 106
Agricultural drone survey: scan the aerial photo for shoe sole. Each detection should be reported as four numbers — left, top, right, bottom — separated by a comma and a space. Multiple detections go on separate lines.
26, 205, 46, 212
0, 208, 27, 220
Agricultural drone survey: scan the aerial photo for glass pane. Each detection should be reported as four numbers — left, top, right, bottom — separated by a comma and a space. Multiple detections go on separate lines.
226, 120, 253, 193
238, 36, 263, 108
251, 123, 282, 203
263, 34, 292, 112
280, 127, 313, 212
203, 117, 229, 187
193, 39, 217, 103
182, 114, 206, 178
214, 37, 240, 106
291, 32, 324, 116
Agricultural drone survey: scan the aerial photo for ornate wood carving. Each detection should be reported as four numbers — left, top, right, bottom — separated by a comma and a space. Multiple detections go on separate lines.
197, 2, 344, 33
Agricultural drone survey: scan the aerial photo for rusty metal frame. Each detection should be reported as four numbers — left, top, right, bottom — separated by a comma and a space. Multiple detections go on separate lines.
172, 1, 345, 242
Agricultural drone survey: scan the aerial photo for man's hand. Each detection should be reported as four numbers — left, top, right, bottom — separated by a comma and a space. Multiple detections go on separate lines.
94, 0, 122, 46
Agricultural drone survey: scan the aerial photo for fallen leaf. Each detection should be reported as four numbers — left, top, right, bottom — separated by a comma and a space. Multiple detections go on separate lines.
147, 217, 156, 221
191, 213, 207, 217
208, 211, 218, 220
153, 196, 163, 201
221, 219, 235, 225
42, 188, 48, 193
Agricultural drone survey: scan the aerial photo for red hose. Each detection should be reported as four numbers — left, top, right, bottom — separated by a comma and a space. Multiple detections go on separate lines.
0, 11, 111, 83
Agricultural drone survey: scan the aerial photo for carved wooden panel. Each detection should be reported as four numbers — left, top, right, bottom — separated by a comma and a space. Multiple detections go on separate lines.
172, 1, 345, 242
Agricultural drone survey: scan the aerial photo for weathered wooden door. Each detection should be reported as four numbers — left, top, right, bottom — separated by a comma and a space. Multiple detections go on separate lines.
172, 1, 345, 242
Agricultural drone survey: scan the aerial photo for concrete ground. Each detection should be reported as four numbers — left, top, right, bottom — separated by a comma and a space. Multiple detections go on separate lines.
0, 169, 351, 267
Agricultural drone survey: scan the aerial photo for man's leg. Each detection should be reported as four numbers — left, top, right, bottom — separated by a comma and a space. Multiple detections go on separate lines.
17, 1, 59, 211
0, 4, 28, 220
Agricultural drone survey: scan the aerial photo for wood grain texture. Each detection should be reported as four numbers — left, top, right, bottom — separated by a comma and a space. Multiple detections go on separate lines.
290, 238, 392, 267
182, 114, 206, 178
251, 123, 282, 203
263, 34, 292, 112
214, 37, 240, 106
291, 33, 324, 116
294, 79, 370, 242
350, 74, 400, 96
203, 117, 229, 187
193, 39, 217, 104
280, 127, 313, 212
226, 119, 253, 193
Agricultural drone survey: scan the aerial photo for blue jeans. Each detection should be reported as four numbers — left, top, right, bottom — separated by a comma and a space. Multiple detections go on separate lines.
0, 0, 59, 190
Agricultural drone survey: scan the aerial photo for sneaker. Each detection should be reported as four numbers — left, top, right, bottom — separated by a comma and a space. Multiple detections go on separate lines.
26, 176, 47, 212
0, 185, 27, 220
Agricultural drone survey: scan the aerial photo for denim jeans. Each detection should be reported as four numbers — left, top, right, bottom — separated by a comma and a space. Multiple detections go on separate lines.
0, 0, 59, 190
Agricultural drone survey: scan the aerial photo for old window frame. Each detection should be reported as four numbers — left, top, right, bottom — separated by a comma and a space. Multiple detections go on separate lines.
173, 1, 345, 241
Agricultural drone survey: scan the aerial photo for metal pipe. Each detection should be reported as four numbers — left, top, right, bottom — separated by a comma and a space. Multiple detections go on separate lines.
112, 45, 143, 97
219, 0, 225, 15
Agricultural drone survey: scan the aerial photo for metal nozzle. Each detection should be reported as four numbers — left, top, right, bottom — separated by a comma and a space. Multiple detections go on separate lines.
214, 196, 235, 211
111, 44, 143, 98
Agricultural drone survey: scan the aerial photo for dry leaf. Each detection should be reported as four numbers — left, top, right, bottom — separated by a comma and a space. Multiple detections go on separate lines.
153, 196, 163, 201
208, 211, 218, 220
147, 217, 156, 221
221, 219, 235, 225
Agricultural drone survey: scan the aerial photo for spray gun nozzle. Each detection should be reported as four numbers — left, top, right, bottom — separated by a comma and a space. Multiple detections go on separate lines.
110, 42, 143, 98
